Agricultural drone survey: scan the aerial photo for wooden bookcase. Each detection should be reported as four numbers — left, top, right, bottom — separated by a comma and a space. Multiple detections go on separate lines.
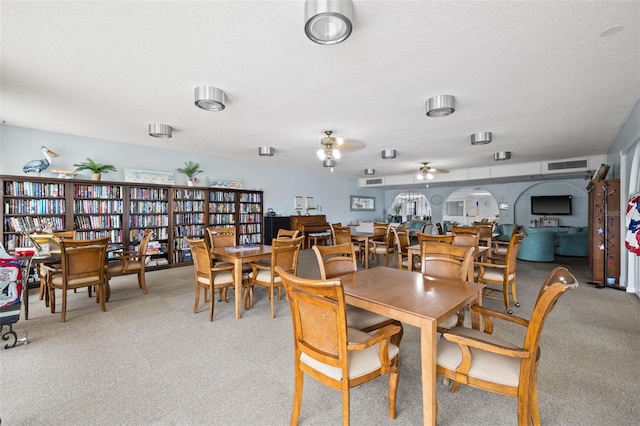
0, 175, 264, 269
588, 179, 621, 286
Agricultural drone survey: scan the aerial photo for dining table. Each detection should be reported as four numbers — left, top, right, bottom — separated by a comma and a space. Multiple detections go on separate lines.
211, 244, 272, 319
350, 231, 385, 269
340, 266, 485, 426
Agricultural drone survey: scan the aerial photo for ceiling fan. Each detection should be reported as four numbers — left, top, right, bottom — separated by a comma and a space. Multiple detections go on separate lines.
416, 162, 449, 180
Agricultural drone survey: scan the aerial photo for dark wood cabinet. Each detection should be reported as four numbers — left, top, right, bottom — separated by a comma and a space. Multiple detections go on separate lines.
588, 179, 621, 285
263, 216, 291, 245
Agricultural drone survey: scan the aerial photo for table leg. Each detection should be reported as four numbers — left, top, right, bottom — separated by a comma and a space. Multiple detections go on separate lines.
470, 289, 483, 330
234, 259, 243, 319
420, 319, 437, 426
364, 237, 369, 269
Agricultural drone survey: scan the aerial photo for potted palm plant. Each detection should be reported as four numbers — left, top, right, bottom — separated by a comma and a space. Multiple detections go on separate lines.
73, 158, 117, 181
177, 161, 203, 186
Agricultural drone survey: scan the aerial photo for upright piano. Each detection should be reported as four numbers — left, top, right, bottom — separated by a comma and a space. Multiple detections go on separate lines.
290, 215, 330, 249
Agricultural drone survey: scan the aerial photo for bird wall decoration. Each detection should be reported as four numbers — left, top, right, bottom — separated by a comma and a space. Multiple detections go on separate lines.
22, 146, 59, 176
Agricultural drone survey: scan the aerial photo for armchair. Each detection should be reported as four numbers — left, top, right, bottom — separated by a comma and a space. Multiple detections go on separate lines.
106, 229, 152, 298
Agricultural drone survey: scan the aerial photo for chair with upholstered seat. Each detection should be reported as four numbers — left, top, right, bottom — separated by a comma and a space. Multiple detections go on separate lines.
391, 225, 411, 269
333, 225, 363, 263
186, 238, 235, 321
247, 235, 304, 317
493, 225, 523, 258
475, 231, 526, 314
451, 226, 480, 249
329, 222, 342, 245
436, 267, 578, 425
48, 237, 110, 322
420, 242, 474, 330
276, 266, 402, 425
369, 223, 396, 267
312, 243, 403, 345
417, 233, 454, 246
106, 229, 152, 298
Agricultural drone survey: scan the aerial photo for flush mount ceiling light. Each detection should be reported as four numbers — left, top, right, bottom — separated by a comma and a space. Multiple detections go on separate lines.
494, 151, 512, 161
381, 149, 396, 159
426, 95, 455, 117
258, 146, 275, 156
316, 130, 342, 171
364, 168, 375, 175
471, 132, 492, 145
416, 162, 449, 180
194, 86, 226, 111
304, 0, 353, 45
148, 123, 172, 138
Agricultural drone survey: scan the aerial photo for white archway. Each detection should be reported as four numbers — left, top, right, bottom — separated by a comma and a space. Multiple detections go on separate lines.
443, 188, 498, 226
390, 191, 431, 222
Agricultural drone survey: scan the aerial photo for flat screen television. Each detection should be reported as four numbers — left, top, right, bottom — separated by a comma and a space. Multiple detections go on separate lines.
530, 195, 572, 215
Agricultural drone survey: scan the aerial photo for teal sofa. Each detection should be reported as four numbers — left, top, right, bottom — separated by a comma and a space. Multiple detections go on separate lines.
555, 227, 588, 257
517, 228, 557, 262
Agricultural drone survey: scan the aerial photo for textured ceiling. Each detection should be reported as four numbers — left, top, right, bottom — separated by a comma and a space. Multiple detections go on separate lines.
1, 1, 639, 179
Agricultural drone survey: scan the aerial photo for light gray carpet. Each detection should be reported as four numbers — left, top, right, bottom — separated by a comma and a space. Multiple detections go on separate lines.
1, 251, 639, 425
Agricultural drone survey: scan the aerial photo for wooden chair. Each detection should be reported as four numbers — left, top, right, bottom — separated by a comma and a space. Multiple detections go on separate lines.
186, 238, 235, 321
493, 225, 523, 258
48, 237, 110, 322
329, 222, 342, 245
206, 226, 252, 299
106, 229, 152, 299
475, 231, 527, 314
417, 233, 454, 246
248, 235, 304, 318
391, 225, 411, 269
435, 222, 445, 235
436, 267, 578, 425
276, 266, 402, 426
312, 243, 403, 345
420, 243, 474, 330
39, 230, 77, 301
369, 223, 396, 266
333, 225, 363, 262
451, 226, 480, 249
276, 228, 300, 239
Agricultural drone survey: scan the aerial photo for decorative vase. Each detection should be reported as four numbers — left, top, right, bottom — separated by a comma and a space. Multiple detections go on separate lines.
91, 173, 101, 181
187, 180, 194, 186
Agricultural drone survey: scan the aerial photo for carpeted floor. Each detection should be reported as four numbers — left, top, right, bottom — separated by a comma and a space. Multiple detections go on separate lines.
1, 251, 639, 425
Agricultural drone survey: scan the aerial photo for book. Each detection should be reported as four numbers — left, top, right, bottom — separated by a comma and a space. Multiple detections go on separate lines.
224, 245, 260, 252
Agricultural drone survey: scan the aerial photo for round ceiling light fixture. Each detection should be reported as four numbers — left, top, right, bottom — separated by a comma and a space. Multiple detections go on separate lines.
258, 146, 275, 156
381, 149, 396, 159
148, 123, 172, 138
304, 0, 353, 45
194, 86, 226, 111
494, 151, 512, 161
426, 95, 456, 117
471, 132, 492, 145
364, 168, 375, 175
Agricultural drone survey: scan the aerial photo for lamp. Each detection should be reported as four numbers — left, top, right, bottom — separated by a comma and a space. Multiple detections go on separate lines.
471, 132, 492, 145
426, 95, 455, 117
494, 151, 511, 161
148, 123, 172, 138
381, 149, 396, 159
194, 86, 226, 111
258, 146, 275, 156
317, 130, 342, 171
416, 162, 448, 180
364, 168, 375, 175
304, 0, 353, 45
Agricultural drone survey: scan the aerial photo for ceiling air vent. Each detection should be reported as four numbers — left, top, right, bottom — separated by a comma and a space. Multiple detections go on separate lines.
365, 178, 383, 185
547, 159, 588, 171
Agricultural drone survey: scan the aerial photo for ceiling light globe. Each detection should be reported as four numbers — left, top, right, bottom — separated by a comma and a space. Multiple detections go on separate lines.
427, 173, 434, 180
416, 173, 424, 180
317, 149, 326, 160
332, 149, 341, 159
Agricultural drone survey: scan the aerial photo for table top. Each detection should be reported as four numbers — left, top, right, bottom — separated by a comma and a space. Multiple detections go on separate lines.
211, 244, 272, 260
339, 266, 484, 326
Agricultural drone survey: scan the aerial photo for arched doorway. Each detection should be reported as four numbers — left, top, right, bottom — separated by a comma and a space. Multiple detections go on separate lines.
443, 188, 498, 227
390, 191, 431, 223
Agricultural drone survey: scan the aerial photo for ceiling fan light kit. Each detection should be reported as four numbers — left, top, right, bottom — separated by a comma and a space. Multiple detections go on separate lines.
304, 0, 353, 45
381, 149, 396, 159
148, 123, 172, 138
194, 86, 226, 111
426, 95, 456, 117
317, 130, 341, 169
471, 132, 492, 145
494, 151, 511, 161
258, 146, 275, 156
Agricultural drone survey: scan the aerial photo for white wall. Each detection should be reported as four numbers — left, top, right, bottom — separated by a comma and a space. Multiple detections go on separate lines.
0, 125, 386, 225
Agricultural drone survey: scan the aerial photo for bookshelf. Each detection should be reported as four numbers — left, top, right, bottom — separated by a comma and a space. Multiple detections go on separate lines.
238, 191, 262, 244
128, 186, 170, 267
172, 188, 205, 264
208, 189, 236, 229
73, 183, 124, 243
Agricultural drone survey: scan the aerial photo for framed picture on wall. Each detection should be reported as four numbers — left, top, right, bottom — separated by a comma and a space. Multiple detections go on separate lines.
350, 195, 375, 211
294, 196, 304, 210
305, 197, 315, 210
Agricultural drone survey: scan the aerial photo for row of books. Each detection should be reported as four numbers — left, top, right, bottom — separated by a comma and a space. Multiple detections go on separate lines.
208, 202, 235, 213
209, 213, 236, 225
4, 199, 66, 215
130, 228, 169, 241
5, 216, 65, 232
173, 200, 204, 211
74, 184, 122, 199
129, 201, 169, 214
239, 204, 262, 214
209, 191, 235, 202
238, 223, 261, 235
76, 229, 123, 242
129, 214, 169, 227
75, 214, 121, 230
3, 181, 65, 197
129, 187, 169, 200
173, 224, 206, 238
74, 200, 124, 214
239, 193, 262, 203
238, 213, 262, 224
238, 233, 262, 245
173, 189, 204, 199
174, 213, 205, 225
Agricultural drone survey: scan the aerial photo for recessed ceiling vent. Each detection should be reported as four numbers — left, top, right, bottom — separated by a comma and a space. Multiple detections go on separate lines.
365, 178, 383, 185
546, 159, 588, 171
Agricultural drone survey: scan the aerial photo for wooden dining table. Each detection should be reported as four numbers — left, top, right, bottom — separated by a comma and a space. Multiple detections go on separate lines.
340, 267, 485, 426
211, 244, 272, 319
350, 231, 384, 269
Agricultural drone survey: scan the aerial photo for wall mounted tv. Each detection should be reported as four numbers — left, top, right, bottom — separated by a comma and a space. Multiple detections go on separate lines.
531, 195, 572, 215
